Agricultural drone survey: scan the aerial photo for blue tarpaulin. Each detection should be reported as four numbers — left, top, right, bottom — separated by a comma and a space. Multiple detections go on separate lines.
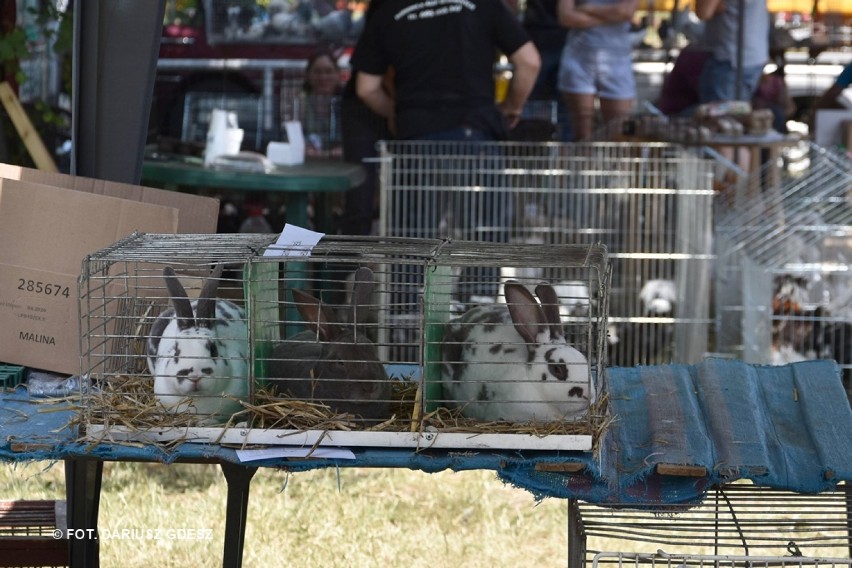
1, 359, 850, 506
500, 358, 852, 504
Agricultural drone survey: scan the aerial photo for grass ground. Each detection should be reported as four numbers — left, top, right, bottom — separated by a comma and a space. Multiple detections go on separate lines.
1, 461, 569, 567
3, 461, 847, 567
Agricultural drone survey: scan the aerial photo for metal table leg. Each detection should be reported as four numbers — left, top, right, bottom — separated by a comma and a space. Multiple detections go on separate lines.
567, 498, 586, 568
220, 462, 257, 568
65, 458, 103, 568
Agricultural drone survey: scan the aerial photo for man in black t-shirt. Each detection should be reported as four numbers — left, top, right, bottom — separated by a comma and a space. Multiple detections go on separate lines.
353, 0, 540, 141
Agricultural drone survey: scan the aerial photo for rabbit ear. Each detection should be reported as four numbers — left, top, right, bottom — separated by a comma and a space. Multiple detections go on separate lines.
504, 281, 548, 345
350, 267, 374, 306
534, 283, 565, 340
196, 264, 224, 327
163, 267, 195, 330
292, 288, 342, 341
348, 267, 374, 326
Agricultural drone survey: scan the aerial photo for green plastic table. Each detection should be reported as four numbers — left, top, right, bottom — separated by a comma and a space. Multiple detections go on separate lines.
141, 157, 365, 230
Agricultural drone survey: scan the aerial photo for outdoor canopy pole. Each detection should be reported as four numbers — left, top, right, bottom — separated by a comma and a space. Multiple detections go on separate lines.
735, 0, 745, 100
70, 1, 166, 183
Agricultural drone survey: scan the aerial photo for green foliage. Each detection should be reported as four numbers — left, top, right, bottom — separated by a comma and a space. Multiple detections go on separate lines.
0, 4, 73, 168
0, 27, 28, 63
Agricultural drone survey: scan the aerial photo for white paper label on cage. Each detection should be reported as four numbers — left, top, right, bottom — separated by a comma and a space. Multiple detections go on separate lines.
235, 447, 355, 461
263, 224, 324, 257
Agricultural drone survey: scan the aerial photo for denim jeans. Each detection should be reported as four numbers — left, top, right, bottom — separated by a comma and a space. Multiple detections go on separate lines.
698, 57, 764, 103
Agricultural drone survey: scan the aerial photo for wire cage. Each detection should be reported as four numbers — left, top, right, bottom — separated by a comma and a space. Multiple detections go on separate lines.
202, 0, 364, 47
279, 91, 343, 158
591, 553, 852, 568
510, 99, 563, 142
378, 140, 716, 367
0, 500, 69, 568
422, 241, 611, 439
181, 91, 269, 152
569, 483, 852, 567
714, 142, 852, 396
79, 233, 609, 450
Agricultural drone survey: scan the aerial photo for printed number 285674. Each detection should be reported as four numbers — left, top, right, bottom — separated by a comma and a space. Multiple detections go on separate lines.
18, 279, 70, 298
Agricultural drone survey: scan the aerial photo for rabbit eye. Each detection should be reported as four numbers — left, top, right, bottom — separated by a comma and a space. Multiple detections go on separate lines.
549, 364, 568, 381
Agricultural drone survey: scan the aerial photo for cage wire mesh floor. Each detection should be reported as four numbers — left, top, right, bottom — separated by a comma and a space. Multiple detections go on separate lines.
79, 233, 610, 450
378, 140, 716, 367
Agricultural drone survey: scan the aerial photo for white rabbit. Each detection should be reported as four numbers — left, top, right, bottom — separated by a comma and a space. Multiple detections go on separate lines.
551, 280, 592, 319
147, 265, 249, 424
639, 279, 677, 316
441, 281, 593, 422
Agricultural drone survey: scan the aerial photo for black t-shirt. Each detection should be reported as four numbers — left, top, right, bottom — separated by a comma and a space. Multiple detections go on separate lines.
523, 0, 567, 52
351, 0, 531, 140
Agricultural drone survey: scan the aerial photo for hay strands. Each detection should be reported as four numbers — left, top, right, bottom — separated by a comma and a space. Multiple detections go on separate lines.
78, 374, 605, 451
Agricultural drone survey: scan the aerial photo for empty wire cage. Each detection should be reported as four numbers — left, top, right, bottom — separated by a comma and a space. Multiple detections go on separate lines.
591, 553, 852, 568
181, 91, 269, 151
80, 233, 608, 450
714, 143, 852, 396
570, 483, 852, 567
379, 140, 716, 367
279, 92, 342, 158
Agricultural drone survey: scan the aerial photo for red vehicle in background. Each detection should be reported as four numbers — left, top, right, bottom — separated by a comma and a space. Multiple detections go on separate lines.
150, 0, 364, 150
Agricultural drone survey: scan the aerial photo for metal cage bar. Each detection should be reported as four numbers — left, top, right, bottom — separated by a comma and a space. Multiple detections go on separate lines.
378, 140, 716, 367
568, 484, 852, 568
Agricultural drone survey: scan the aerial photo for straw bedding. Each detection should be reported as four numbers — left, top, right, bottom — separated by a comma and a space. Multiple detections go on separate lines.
77, 374, 605, 443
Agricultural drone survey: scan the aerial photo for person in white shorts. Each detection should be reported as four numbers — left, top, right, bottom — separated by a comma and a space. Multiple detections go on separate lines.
557, 0, 639, 140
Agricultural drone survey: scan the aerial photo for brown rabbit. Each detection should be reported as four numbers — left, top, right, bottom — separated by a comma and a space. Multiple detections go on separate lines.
267, 267, 392, 422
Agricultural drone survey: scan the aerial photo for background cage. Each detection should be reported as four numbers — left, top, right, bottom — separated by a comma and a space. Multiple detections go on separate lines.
181, 91, 269, 152
279, 92, 342, 157
80, 233, 608, 450
714, 142, 852, 397
378, 140, 716, 367
202, 0, 364, 47
569, 483, 852, 568
181, 91, 272, 151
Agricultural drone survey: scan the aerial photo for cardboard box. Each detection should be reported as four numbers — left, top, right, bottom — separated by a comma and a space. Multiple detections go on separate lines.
0, 169, 219, 375
0, 164, 219, 233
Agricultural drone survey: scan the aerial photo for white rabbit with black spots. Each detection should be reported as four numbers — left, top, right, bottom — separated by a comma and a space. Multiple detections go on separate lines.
147, 265, 249, 424
441, 281, 593, 422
